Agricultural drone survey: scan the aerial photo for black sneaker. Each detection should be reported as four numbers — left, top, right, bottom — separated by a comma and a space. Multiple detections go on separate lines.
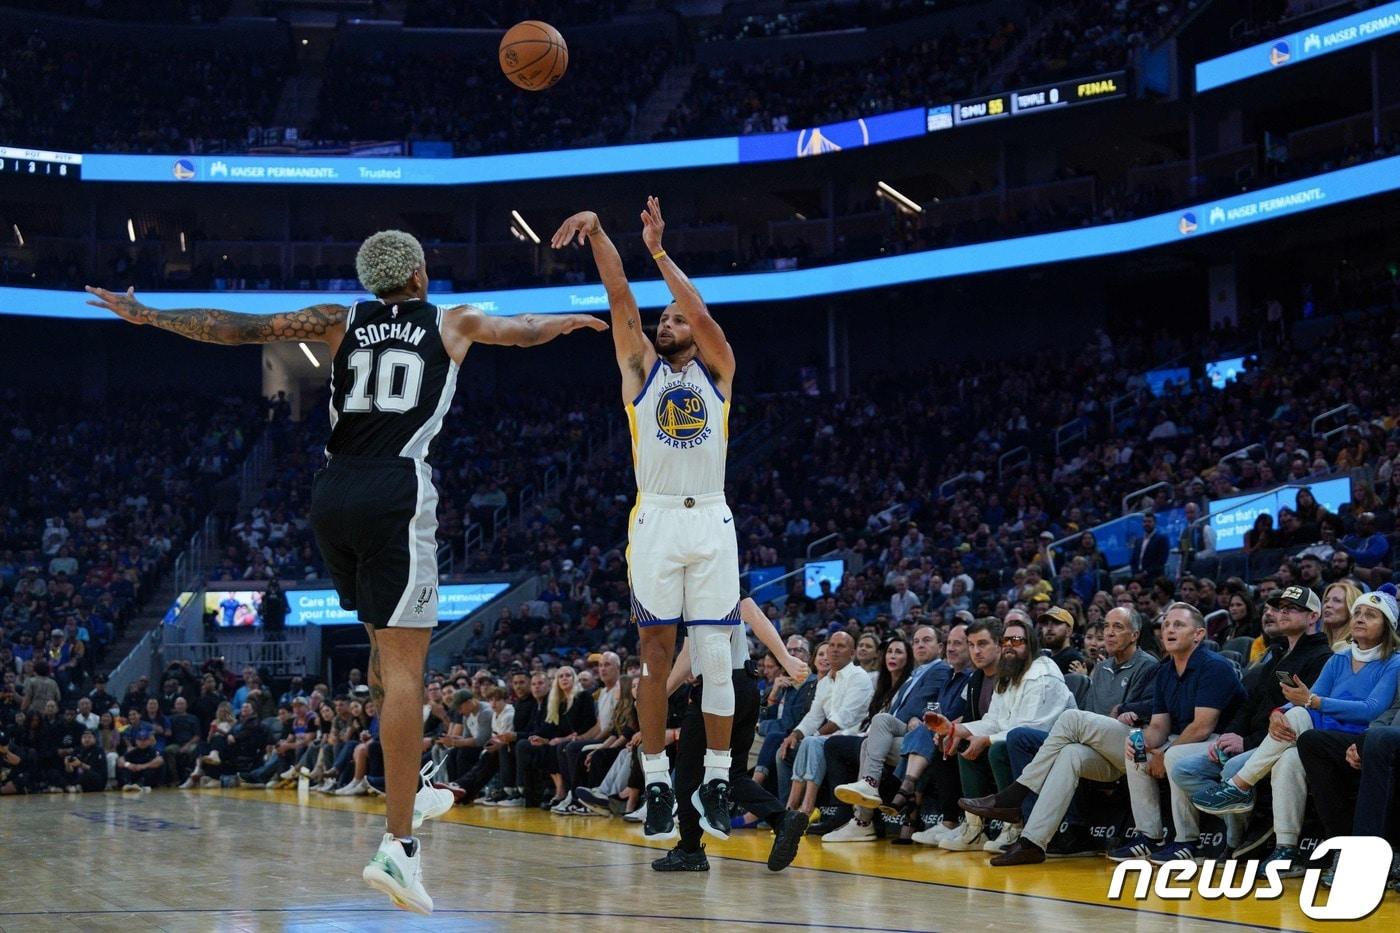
651, 845, 709, 872
1046, 826, 1100, 858
692, 778, 732, 841
768, 810, 807, 872
643, 782, 678, 840
1231, 816, 1274, 859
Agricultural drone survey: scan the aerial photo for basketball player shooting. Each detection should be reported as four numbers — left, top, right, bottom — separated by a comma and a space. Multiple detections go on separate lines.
551, 197, 740, 843
84, 231, 606, 915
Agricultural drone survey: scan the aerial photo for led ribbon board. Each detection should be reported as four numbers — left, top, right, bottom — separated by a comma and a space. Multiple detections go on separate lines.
5, 154, 1397, 319
1196, 1, 1400, 92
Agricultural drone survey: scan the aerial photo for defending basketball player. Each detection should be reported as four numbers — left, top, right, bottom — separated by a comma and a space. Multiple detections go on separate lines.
551, 197, 740, 843
84, 233, 606, 914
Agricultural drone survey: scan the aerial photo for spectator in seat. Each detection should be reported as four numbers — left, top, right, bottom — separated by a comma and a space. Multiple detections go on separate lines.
438, 689, 493, 785
827, 626, 950, 840
753, 638, 820, 805
20, 660, 59, 714
1191, 587, 1400, 873
530, 667, 596, 810
961, 606, 1157, 864
1154, 585, 1332, 861
1298, 723, 1400, 888
65, 728, 107, 793
200, 702, 266, 785
939, 616, 1074, 854
1343, 512, 1390, 570
1130, 513, 1168, 579
1320, 579, 1364, 650
1089, 602, 1247, 863
890, 576, 919, 622
116, 725, 165, 792
1039, 606, 1085, 674
779, 632, 872, 819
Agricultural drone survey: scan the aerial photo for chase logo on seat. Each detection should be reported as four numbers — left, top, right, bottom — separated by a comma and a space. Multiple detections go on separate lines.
655, 384, 710, 446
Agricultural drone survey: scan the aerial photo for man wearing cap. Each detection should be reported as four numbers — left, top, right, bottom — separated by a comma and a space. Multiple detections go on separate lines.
116, 725, 165, 792
1192, 586, 1400, 873
1130, 513, 1169, 580
1160, 584, 1332, 859
1038, 607, 1085, 675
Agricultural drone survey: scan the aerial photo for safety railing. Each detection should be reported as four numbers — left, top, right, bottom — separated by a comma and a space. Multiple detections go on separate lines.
107, 626, 163, 699
1109, 389, 1142, 432
998, 446, 1030, 481
806, 532, 840, 560
1121, 481, 1171, 516
938, 472, 977, 499
1054, 417, 1088, 456
1311, 404, 1358, 437
1217, 442, 1266, 472
162, 633, 309, 678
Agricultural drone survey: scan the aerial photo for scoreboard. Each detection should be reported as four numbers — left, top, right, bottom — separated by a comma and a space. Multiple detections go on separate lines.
0, 145, 82, 181
936, 72, 1128, 129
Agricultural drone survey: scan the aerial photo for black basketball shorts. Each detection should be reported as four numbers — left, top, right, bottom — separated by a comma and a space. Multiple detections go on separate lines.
310, 456, 439, 629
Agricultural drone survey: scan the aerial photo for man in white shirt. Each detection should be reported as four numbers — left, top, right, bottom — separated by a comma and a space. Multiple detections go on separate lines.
777, 631, 874, 817
890, 577, 920, 622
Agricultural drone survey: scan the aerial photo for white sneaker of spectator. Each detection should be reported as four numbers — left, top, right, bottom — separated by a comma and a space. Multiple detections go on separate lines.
623, 803, 646, 823
983, 823, 1020, 853
833, 779, 882, 809
495, 789, 526, 807
362, 833, 433, 916
334, 777, 369, 796
937, 815, 986, 851
367, 782, 386, 798
550, 792, 574, 814
200, 751, 221, 767
199, 777, 221, 789
122, 784, 141, 793
822, 819, 877, 843
278, 766, 299, 782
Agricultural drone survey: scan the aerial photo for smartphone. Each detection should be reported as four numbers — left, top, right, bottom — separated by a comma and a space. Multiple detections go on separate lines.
1276, 670, 1295, 685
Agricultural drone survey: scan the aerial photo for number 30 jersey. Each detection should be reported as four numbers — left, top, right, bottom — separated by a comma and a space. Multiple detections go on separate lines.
627, 357, 729, 496
326, 299, 458, 463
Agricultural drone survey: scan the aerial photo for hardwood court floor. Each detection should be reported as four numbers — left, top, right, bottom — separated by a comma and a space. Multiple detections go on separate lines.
2, 786, 1396, 931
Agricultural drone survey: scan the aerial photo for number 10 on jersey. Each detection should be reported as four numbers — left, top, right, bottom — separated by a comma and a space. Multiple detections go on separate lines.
343, 348, 425, 413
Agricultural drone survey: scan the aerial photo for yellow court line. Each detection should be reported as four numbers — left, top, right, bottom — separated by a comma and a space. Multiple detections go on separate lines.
210, 787, 1398, 930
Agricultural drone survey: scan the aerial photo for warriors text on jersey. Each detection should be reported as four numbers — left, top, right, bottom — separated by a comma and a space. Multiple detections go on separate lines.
626, 357, 728, 496
326, 299, 458, 462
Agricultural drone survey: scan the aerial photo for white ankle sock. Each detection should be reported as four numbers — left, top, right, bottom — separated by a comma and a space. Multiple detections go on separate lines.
643, 752, 671, 786
703, 750, 732, 784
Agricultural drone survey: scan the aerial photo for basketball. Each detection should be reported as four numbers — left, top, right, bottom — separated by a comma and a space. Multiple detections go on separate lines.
499, 20, 568, 91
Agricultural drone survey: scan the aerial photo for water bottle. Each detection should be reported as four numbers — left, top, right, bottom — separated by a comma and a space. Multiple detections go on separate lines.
1129, 727, 1148, 769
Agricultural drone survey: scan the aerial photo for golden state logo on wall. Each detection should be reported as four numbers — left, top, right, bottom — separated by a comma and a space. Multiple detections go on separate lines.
172, 159, 196, 180
656, 384, 709, 443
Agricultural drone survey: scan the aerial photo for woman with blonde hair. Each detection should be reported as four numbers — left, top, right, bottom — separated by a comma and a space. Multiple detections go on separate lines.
532, 667, 595, 810
1320, 580, 1363, 649
180, 701, 236, 788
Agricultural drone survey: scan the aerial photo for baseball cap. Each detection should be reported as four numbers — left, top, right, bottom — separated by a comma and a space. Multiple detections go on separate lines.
134, 724, 154, 740
350, 684, 371, 700
1267, 585, 1322, 614
1043, 606, 1075, 626
450, 689, 475, 707
1039, 531, 1054, 541
1030, 593, 1051, 604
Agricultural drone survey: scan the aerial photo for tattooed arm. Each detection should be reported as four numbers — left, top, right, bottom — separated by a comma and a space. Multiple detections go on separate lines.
84, 286, 348, 348
549, 211, 656, 402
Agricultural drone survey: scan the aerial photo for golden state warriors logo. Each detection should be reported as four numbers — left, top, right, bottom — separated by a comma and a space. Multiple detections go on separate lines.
656, 384, 709, 445
172, 159, 196, 180
1269, 40, 1290, 67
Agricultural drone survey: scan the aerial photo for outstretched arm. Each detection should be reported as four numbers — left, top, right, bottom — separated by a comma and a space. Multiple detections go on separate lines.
741, 598, 810, 682
551, 211, 655, 400
640, 196, 735, 388
444, 303, 606, 351
84, 286, 348, 346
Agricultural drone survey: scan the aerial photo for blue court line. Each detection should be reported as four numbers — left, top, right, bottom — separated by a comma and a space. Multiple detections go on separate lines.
220, 793, 1301, 933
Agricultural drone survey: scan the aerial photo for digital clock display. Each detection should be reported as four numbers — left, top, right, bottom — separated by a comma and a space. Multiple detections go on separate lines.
0, 145, 82, 180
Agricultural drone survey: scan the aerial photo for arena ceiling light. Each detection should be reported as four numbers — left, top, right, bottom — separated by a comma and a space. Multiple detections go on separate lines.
510, 210, 540, 245
179, 231, 187, 253
298, 342, 320, 367
876, 181, 923, 215
126, 218, 137, 243
11, 224, 22, 247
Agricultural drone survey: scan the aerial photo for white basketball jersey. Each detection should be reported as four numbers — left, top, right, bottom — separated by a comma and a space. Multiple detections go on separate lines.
627, 357, 728, 496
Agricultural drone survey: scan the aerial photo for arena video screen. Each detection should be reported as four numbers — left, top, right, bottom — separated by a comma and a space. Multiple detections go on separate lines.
1205, 355, 1253, 389
1208, 477, 1351, 551
804, 559, 845, 599
745, 565, 787, 602
206, 590, 263, 628
285, 582, 510, 626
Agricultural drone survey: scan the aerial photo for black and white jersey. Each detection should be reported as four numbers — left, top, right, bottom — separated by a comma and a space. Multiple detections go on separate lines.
326, 299, 457, 462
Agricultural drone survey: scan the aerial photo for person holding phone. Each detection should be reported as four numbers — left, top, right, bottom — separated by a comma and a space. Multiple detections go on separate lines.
1156, 584, 1331, 860
1191, 586, 1400, 874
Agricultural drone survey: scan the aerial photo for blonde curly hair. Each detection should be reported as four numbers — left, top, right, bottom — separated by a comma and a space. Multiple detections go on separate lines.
355, 229, 425, 296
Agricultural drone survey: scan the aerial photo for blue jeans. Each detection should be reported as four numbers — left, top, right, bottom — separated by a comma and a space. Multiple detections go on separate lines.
896, 724, 935, 779
791, 734, 832, 783
1167, 747, 1253, 845
1006, 726, 1049, 823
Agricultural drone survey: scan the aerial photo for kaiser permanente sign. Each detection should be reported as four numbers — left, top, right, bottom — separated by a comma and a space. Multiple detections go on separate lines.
5, 153, 1398, 320
1196, 0, 1400, 91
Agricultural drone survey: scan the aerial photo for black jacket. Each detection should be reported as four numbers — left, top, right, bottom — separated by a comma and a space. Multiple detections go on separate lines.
1223, 632, 1333, 751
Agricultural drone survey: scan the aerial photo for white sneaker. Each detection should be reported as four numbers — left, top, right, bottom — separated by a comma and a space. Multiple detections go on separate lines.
550, 792, 574, 814
199, 777, 221, 789
314, 778, 337, 793
822, 820, 877, 843
367, 782, 386, 798
200, 751, 221, 767
140, 786, 152, 794
333, 778, 368, 796
179, 775, 198, 789
984, 823, 1021, 853
279, 767, 298, 782
938, 816, 986, 851
413, 783, 456, 830
833, 779, 882, 809
362, 833, 433, 916
911, 825, 943, 846
122, 784, 141, 793
623, 803, 646, 823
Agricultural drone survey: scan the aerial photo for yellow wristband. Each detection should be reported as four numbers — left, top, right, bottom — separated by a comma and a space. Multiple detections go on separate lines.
651, 249, 667, 261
